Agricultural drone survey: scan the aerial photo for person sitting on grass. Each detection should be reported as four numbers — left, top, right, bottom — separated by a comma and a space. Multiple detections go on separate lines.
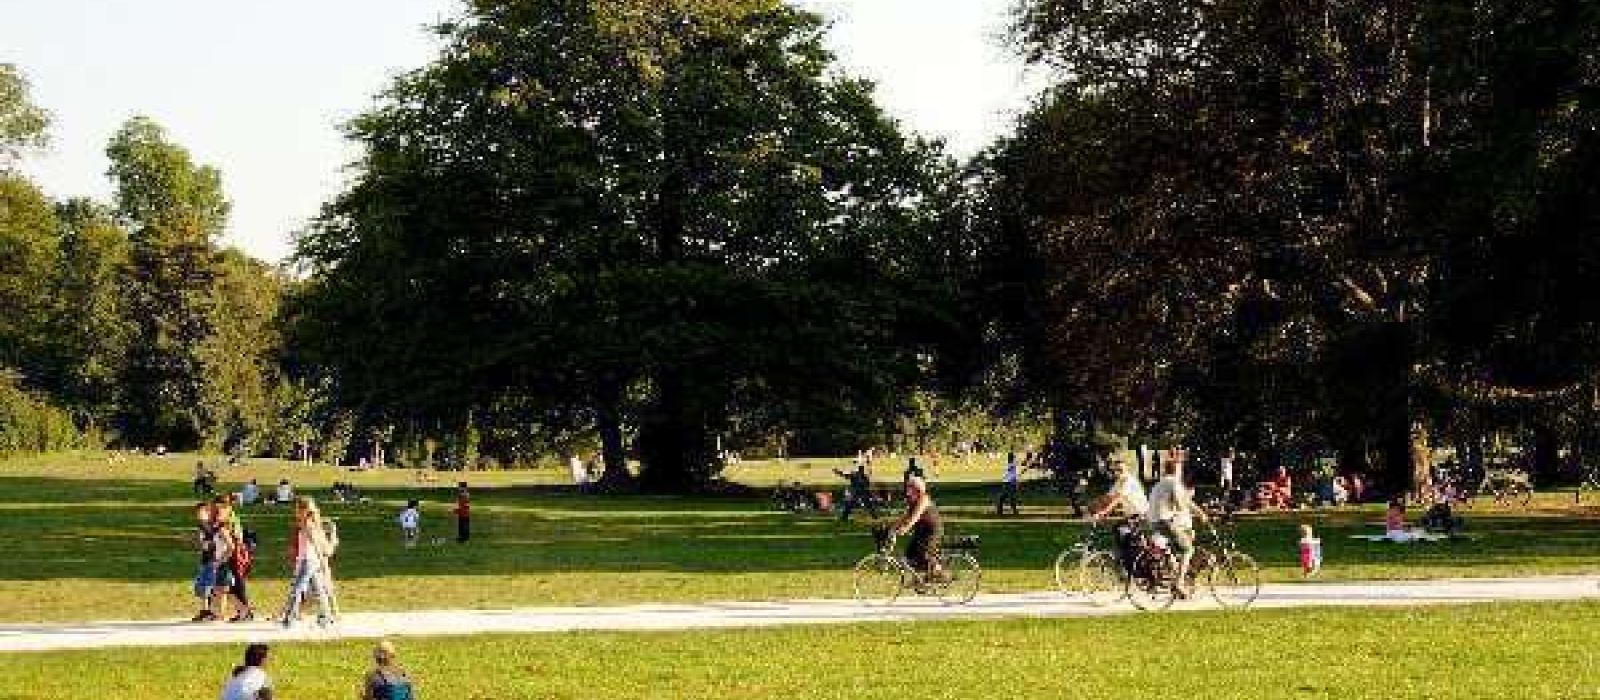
895, 475, 943, 582
220, 643, 274, 700
239, 479, 260, 506
360, 640, 416, 700
1385, 497, 1410, 542
274, 479, 294, 506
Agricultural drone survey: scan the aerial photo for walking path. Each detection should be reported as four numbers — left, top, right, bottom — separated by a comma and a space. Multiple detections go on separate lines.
3, 575, 1596, 653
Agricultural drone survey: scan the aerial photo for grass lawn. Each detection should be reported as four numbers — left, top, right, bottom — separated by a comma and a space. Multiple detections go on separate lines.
3, 601, 1599, 698
2, 452, 1599, 623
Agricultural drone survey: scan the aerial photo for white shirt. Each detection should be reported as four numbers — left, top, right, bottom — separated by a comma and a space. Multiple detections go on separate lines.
1113, 473, 1150, 517
276, 484, 293, 502
240, 484, 259, 504
398, 508, 419, 530
569, 456, 587, 484
1219, 457, 1234, 484
219, 666, 270, 700
1149, 476, 1195, 529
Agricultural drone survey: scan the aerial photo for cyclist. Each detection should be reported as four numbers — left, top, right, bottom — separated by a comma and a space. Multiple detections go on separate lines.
1149, 456, 1207, 597
894, 475, 943, 581
1090, 457, 1150, 574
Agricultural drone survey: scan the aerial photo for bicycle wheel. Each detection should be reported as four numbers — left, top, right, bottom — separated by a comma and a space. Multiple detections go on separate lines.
853, 554, 904, 604
1207, 550, 1261, 609
1068, 550, 1125, 606
1125, 549, 1178, 612
937, 552, 982, 605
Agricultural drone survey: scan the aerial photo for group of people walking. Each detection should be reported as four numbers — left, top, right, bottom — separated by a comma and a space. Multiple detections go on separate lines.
191, 494, 338, 628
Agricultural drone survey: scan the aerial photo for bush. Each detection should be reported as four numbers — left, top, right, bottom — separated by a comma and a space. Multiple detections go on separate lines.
0, 374, 83, 457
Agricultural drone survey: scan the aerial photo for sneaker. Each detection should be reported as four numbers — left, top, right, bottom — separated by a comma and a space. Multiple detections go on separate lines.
228, 612, 255, 623
191, 610, 216, 623
316, 615, 333, 628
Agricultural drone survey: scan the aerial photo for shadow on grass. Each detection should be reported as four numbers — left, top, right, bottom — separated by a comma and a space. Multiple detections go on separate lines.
1, 476, 1598, 585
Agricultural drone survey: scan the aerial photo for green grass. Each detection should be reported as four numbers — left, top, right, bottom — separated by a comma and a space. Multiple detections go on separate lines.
4, 602, 1600, 698
2, 451, 1599, 623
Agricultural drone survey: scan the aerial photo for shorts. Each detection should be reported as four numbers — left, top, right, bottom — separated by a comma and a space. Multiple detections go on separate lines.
1156, 521, 1195, 556
193, 564, 217, 598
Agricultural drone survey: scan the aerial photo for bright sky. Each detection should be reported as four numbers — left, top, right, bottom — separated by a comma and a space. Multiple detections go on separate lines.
1, 0, 1037, 263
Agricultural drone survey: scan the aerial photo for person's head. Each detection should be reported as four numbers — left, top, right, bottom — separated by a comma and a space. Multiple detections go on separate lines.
1277, 466, 1289, 477
1162, 459, 1182, 478
194, 502, 213, 524
249, 479, 257, 486
1300, 523, 1314, 539
279, 479, 289, 486
243, 643, 270, 669
907, 456, 917, 469
407, 499, 419, 509
373, 639, 398, 667
457, 481, 468, 490
1388, 497, 1404, 510
904, 475, 928, 500
296, 496, 321, 523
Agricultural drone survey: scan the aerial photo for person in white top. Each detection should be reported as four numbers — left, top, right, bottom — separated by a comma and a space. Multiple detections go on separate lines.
1219, 452, 1235, 492
1091, 458, 1150, 574
397, 500, 421, 548
239, 480, 260, 506
274, 480, 293, 505
994, 452, 1022, 516
568, 455, 588, 489
1149, 458, 1208, 596
219, 643, 273, 700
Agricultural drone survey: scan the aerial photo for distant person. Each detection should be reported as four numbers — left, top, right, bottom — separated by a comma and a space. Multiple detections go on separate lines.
1219, 451, 1236, 492
454, 483, 471, 544
568, 455, 589, 490
994, 452, 1021, 516
833, 461, 879, 522
274, 479, 294, 506
219, 643, 273, 700
902, 456, 925, 484
239, 479, 260, 506
360, 640, 416, 700
194, 461, 216, 496
280, 497, 337, 628
398, 500, 421, 548
1385, 498, 1410, 542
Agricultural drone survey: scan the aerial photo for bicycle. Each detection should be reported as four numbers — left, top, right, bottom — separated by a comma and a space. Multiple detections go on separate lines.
1466, 467, 1534, 508
1575, 464, 1600, 504
1189, 514, 1261, 609
1053, 519, 1129, 606
853, 523, 982, 605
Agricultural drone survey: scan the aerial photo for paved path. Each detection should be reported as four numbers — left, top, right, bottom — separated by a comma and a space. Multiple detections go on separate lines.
3, 576, 1596, 653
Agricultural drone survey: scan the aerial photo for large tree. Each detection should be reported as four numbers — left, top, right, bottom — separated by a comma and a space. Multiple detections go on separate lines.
296, 0, 958, 491
106, 116, 230, 448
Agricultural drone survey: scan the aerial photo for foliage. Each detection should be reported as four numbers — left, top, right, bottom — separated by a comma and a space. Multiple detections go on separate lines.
0, 64, 50, 167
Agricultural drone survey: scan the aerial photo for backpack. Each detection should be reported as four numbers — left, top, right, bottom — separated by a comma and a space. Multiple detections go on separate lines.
372, 670, 414, 700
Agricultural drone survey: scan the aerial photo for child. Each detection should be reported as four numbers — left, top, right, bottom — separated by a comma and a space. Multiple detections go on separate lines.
1298, 524, 1322, 577
453, 483, 471, 544
398, 500, 421, 548
1384, 498, 1410, 542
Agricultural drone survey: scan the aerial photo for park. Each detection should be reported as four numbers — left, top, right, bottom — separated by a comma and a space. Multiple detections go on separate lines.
4, 0, 1600, 698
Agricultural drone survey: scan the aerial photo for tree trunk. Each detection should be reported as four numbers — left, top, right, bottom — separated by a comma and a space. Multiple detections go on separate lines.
593, 378, 633, 490
1532, 423, 1561, 486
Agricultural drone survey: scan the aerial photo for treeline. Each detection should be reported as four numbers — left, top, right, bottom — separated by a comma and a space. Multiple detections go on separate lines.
0, 67, 332, 459
6, 0, 1600, 493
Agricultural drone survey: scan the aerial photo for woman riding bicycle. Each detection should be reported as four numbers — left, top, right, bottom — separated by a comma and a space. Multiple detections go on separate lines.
895, 476, 943, 579
1090, 457, 1150, 573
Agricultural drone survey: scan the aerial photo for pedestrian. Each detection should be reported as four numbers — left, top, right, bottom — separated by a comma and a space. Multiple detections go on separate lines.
454, 483, 471, 544
568, 454, 588, 491
274, 479, 294, 506
191, 502, 226, 622
214, 496, 255, 622
219, 643, 274, 700
994, 451, 1021, 516
360, 639, 417, 700
280, 497, 337, 628
398, 500, 421, 548
833, 460, 879, 522
1299, 524, 1323, 577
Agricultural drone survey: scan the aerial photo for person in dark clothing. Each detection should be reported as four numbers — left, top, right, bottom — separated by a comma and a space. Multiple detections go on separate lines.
833, 461, 879, 522
453, 483, 471, 543
895, 476, 943, 578
902, 456, 926, 484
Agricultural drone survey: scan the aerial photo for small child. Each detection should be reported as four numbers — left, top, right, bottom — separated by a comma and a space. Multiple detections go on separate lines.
1298, 524, 1322, 577
398, 500, 421, 548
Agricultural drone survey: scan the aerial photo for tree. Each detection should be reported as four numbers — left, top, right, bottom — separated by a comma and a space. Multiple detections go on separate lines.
0, 175, 61, 385
0, 64, 50, 168
46, 199, 133, 431
106, 116, 230, 448
296, 0, 957, 491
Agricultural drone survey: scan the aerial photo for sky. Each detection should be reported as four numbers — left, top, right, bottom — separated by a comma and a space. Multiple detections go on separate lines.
1, 0, 1039, 263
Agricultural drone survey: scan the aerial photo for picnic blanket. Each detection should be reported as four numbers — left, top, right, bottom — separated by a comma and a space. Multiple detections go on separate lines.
1348, 528, 1453, 543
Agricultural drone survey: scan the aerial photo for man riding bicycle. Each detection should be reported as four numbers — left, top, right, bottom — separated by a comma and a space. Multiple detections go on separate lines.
1149, 453, 1208, 597
895, 475, 944, 580
1090, 457, 1150, 574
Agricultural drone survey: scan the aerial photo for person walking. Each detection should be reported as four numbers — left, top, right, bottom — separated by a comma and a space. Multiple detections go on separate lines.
219, 643, 273, 700
191, 502, 228, 622
453, 483, 471, 544
1149, 457, 1207, 597
398, 500, 421, 548
994, 452, 1022, 516
214, 496, 255, 622
359, 640, 417, 700
280, 497, 337, 628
